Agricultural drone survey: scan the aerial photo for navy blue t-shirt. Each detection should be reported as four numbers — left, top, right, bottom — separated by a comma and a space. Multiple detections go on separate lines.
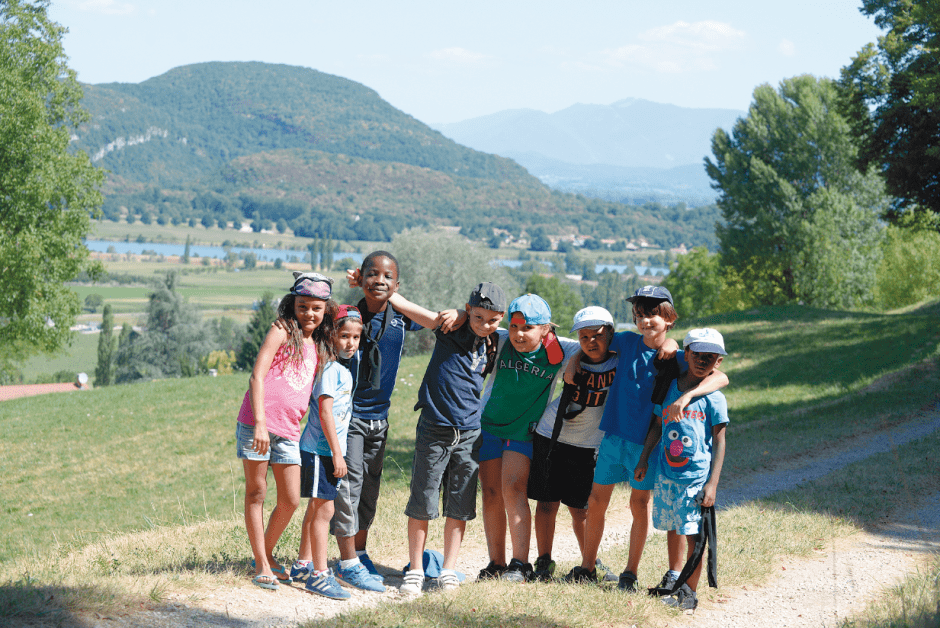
348, 306, 422, 421
414, 325, 491, 430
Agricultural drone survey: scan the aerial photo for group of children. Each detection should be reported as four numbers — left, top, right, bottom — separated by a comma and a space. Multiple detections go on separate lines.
235, 251, 730, 611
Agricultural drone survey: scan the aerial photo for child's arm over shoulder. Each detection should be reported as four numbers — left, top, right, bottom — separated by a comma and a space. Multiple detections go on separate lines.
663, 365, 729, 423
387, 292, 440, 330
247, 325, 289, 454
702, 423, 727, 507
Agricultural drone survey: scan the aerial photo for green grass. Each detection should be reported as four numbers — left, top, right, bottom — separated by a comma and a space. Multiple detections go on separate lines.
2, 303, 939, 625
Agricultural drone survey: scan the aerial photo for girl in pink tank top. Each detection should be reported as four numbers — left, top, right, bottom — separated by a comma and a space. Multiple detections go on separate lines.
237, 272, 336, 590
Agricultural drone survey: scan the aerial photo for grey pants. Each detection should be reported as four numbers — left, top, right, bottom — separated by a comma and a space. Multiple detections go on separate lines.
331, 416, 388, 537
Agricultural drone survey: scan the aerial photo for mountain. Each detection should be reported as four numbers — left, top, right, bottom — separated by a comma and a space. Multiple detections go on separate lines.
433, 98, 744, 203
73, 62, 721, 249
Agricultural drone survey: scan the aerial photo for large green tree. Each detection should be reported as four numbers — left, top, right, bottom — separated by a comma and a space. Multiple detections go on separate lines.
95, 304, 115, 386
706, 75, 887, 309
0, 0, 103, 369
839, 0, 940, 218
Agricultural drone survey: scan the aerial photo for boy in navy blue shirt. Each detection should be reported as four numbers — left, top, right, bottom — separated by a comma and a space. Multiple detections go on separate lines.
399, 282, 507, 595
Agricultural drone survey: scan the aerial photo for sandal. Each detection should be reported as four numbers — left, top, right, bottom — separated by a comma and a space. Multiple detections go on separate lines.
252, 574, 279, 590
251, 559, 293, 585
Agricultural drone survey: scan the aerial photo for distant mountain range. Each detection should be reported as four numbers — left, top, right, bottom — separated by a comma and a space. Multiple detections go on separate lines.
73, 62, 721, 249
433, 99, 745, 205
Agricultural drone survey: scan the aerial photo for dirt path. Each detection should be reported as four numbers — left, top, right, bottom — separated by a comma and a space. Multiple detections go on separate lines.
78, 407, 940, 628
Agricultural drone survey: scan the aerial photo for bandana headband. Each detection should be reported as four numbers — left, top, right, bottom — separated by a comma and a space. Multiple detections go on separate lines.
290, 272, 333, 299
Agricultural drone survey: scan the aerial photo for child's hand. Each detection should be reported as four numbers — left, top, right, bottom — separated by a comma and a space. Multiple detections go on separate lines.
333, 455, 347, 478
701, 481, 718, 508
271, 317, 294, 334
252, 426, 270, 456
664, 392, 691, 423
656, 338, 679, 360
634, 463, 648, 482
346, 268, 362, 288
563, 350, 584, 384
438, 309, 465, 332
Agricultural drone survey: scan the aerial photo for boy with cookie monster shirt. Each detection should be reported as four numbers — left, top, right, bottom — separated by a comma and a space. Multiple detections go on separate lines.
635, 328, 729, 611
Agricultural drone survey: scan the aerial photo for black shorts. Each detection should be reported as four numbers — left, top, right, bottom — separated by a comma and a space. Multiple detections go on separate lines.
300, 450, 342, 500
526, 432, 597, 509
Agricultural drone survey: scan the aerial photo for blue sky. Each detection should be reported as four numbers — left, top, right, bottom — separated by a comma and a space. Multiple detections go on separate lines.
50, 0, 884, 124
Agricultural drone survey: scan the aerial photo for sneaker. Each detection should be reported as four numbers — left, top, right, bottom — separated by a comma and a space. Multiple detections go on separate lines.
562, 565, 597, 584
336, 562, 386, 593
437, 569, 460, 591
532, 554, 556, 582
305, 569, 351, 600
289, 561, 313, 583
594, 558, 620, 583
663, 584, 698, 610
654, 570, 678, 593
501, 558, 533, 583
477, 560, 507, 580
358, 552, 381, 578
400, 569, 424, 596
618, 569, 638, 592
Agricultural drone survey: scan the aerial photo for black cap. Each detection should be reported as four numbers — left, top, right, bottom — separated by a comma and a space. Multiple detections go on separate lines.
468, 282, 507, 312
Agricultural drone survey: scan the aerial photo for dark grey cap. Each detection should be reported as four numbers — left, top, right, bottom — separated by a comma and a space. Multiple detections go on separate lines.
468, 282, 507, 312
626, 285, 674, 306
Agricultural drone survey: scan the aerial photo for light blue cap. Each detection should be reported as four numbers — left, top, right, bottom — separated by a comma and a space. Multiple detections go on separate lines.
509, 294, 551, 325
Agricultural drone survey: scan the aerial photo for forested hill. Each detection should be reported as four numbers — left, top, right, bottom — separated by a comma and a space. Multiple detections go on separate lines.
77, 62, 534, 187
75, 62, 720, 249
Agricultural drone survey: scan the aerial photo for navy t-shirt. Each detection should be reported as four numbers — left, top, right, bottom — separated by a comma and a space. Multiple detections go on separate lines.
348, 306, 422, 422
414, 325, 491, 430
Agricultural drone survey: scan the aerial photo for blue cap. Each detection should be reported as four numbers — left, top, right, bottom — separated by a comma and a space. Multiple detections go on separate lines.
626, 285, 673, 306
509, 294, 552, 325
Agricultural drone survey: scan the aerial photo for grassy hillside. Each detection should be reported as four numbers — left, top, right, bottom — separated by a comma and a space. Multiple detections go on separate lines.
3, 301, 938, 562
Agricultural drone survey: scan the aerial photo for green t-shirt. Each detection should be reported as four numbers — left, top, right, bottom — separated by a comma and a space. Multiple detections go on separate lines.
481, 341, 563, 441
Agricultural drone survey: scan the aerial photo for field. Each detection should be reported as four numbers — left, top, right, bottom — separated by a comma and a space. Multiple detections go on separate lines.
2, 299, 939, 626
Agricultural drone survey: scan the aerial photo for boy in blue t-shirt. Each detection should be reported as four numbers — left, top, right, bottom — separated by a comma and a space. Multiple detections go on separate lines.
635, 328, 729, 611
400, 282, 507, 596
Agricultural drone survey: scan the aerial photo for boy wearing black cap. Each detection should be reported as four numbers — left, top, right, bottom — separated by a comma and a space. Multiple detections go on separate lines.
635, 328, 729, 611
400, 283, 507, 595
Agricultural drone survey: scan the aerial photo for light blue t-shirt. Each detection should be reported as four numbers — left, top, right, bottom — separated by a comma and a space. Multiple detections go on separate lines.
299, 360, 354, 457
654, 380, 729, 483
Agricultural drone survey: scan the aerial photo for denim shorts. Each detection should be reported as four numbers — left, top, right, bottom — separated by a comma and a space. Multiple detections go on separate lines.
300, 450, 343, 500
593, 434, 657, 491
652, 474, 706, 535
478, 428, 533, 462
235, 422, 301, 465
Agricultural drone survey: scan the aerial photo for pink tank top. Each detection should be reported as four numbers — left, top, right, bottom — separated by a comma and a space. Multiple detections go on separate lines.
237, 342, 318, 441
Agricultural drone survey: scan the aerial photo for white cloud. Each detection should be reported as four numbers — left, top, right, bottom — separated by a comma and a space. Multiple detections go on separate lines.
429, 47, 487, 64
77, 0, 135, 15
778, 38, 796, 57
601, 20, 745, 73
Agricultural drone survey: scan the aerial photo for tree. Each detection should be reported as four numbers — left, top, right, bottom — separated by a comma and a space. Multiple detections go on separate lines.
661, 248, 725, 319
706, 75, 888, 309
839, 1, 940, 218
83, 294, 103, 313
182, 235, 192, 264
875, 218, 940, 308
95, 304, 115, 386
0, 0, 104, 372
114, 273, 212, 383
236, 291, 277, 370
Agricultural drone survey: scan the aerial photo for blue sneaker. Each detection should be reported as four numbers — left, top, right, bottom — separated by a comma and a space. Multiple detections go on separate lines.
305, 569, 351, 600
359, 552, 381, 578
290, 561, 313, 583
336, 561, 386, 592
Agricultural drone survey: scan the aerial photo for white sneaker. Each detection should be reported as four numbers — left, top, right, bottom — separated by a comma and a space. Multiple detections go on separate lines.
400, 569, 424, 595
437, 569, 460, 591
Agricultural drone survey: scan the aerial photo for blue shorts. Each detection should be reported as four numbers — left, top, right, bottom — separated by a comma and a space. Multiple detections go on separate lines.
478, 429, 533, 462
652, 474, 706, 535
593, 434, 657, 490
300, 450, 343, 501
235, 422, 301, 465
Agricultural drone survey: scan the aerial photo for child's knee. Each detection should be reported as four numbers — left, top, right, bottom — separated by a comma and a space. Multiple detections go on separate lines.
629, 489, 651, 509
245, 485, 267, 504
279, 492, 301, 512
536, 501, 559, 515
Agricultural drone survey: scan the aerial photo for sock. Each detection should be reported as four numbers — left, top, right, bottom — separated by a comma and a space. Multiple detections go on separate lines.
313, 568, 328, 578
406, 569, 424, 578
667, 570, 680, 581
440, 568, 457, 579
339, 557, 362, 570
293, 559, 311, 569
356, 550, 368, 558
